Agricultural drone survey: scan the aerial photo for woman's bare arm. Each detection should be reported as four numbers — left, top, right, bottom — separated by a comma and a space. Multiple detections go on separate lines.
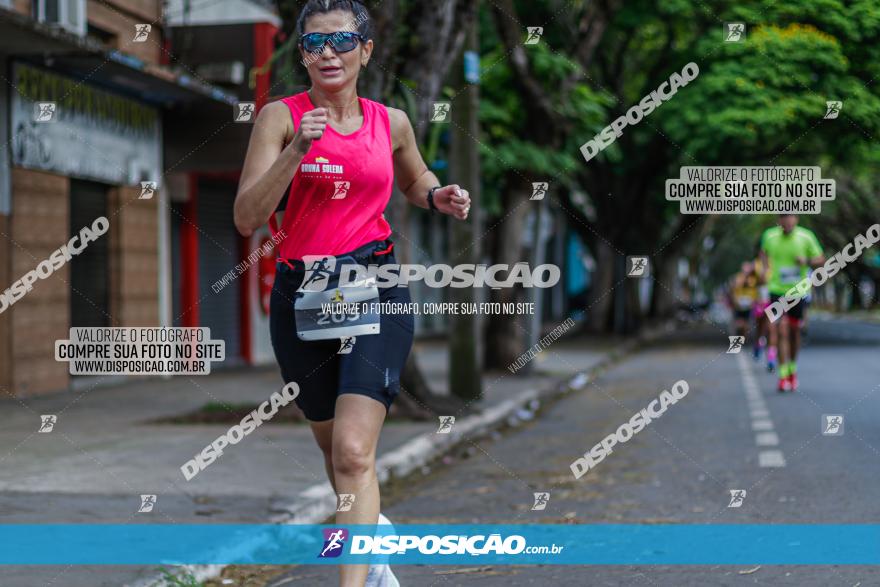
388, 107, 469, 220
234, 101, 327, 237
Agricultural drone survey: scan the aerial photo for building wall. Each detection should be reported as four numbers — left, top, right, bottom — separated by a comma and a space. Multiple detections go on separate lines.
7, 170, 161, 396
7, 0, 163, 65
9, 167, 70, 397
0, 214, 11, 395
108, 185, 159, 326
11, 0, 30, 17
87, 0, 163, 65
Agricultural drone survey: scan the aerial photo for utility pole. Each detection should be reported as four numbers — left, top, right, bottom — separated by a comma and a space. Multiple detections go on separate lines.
448, 2, 482, 402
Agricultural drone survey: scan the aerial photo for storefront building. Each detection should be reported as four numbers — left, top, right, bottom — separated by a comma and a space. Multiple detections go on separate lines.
0, 0, 264, 396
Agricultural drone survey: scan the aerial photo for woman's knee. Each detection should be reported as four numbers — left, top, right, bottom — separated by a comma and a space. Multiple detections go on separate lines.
310, 421, 334, 458
332, 438, 374, 477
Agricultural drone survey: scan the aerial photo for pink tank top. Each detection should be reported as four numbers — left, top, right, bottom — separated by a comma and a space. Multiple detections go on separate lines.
275, 91, 393, 260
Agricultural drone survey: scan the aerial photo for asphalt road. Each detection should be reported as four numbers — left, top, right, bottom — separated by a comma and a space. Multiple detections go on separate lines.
265, 317, 880, 586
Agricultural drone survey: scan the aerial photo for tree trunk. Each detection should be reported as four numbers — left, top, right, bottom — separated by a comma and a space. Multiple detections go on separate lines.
649, 253, 678, 319
483, 184, 532, 369
586, 239, 615, 332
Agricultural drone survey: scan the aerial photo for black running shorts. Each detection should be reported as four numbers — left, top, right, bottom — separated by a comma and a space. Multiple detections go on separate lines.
269, 240, 415, 422
769, 293, 807, 322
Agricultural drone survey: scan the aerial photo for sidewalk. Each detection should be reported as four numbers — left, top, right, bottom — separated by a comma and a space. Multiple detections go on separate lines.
0, 332, 637, 587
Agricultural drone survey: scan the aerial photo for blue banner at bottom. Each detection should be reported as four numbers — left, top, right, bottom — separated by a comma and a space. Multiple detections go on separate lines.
1, 524, 878, 565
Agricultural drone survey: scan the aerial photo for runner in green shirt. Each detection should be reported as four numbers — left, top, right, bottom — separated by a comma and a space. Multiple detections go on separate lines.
759, 215, 825, 392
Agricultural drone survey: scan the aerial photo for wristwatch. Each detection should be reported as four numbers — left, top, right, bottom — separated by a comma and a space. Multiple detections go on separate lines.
427, 186, 441, 214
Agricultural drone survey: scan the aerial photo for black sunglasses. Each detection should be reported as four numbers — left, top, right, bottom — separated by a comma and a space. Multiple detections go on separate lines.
300, 31, 365, 54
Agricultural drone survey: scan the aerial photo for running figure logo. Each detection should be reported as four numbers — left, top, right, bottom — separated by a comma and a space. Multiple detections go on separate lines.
319, 528, 348, 558
531, 492, 550, 510
38, 415, 56, 433
138, 494, 157, 513
824, 101, 843, 120
431, 102, 451, 123
822, 414, 844, 436
727, 336, 745, 353
724, 23, 745, 42
332, 181, 350, 200
133, 24, 151, 42
436, 416, 455, 434
139, 181, 157, 200
338, 337, 356, 355
627, 256, 648, 277
299, 256, 336, 292
524, 27, 544, 45
727, 489, 746, 508
530, 182, 549, 201
234, 102, 256, 123
35, 102, 56, 123
337, 493, 356, 512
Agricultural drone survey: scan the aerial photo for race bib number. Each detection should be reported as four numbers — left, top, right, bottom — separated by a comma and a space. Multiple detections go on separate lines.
779, 266, 801, 284
294, 281, 380, 341
292, 253, 384, 341
736, 296, 753, 309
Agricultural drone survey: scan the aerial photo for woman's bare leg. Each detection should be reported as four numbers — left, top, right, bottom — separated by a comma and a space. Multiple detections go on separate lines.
310, 419, 336, 491
332, 394, 386, 587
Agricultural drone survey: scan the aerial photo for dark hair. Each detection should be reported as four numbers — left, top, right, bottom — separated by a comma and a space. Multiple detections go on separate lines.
295, 0, 372, 40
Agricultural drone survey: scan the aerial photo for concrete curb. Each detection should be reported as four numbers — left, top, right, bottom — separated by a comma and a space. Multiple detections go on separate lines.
131, 322, 669, 586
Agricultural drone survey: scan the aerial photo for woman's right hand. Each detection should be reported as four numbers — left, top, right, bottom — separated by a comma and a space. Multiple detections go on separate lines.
291, 107, 328, 155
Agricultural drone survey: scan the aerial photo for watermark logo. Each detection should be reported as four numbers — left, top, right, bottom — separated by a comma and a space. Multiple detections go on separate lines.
234, 102, 256, 123
437, 416, 455, 434
822, 414, 844, 436
181, 383, 300, 480
338, 337, 356, 355
666, 166, 835, 215
1, 216, 109, 315
581, 62, 699, 163
824, 100, 842, 119
212, 230, 286, 295
133, 24, 151, 42
727, 489, 746, 508
337, 493, 356, 512
34, 102, 56, 122
530, 182, 548, 201
431, 102, 451, 123
328, 262, 560, 290
299, 255, 337, 292
319, 528, 348, 558
627, 256, 648, 277
332, 181, 351, 200
509, 317, 575, 374
139, 181, 157, 200
349, 532, 558, 556
727, 336, 745, 353
531, 492, 550, 511
524, 27, 543, 45
38, 415, 57, 433
724, 23, 745, 42
138, 494, 156, 513
765, 224, 880, 323
571, 380, 690, 479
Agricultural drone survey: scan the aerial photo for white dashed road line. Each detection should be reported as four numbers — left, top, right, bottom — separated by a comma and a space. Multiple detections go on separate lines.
737, 353, 787, 468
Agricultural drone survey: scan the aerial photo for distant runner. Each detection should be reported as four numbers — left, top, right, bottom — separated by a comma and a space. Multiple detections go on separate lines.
760, 215, 825, 392
728, 261, 758, 340
750, 253, 771, 365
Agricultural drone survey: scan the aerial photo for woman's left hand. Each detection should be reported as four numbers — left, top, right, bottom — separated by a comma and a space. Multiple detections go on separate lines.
432, 184, 471, 220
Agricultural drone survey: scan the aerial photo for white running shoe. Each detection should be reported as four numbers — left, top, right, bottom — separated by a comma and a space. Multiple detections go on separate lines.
365, 513, 400, 587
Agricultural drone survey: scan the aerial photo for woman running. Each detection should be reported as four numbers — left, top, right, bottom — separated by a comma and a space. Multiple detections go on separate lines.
234, 1, 470, 585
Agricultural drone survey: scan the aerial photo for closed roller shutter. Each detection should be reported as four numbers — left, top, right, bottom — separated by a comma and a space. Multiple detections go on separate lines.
197, 178, 241, 365
69, 179, 109, 328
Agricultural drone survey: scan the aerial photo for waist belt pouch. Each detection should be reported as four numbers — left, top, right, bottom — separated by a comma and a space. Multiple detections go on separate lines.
293, 254, 381, 341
